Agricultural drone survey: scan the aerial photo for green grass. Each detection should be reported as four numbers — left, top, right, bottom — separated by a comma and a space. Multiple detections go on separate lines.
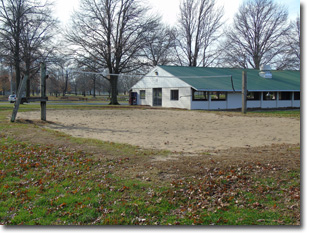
0, 106, 300, 225
0, 137, 174, 225
249, 110, 300, 118
211, 109, 300, 119
0, 136, 300, 225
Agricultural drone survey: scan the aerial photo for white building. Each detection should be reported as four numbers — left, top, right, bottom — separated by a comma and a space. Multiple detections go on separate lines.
130, 65, 300, 110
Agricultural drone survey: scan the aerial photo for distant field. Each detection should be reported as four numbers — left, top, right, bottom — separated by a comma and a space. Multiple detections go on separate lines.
0, 94, 129, 102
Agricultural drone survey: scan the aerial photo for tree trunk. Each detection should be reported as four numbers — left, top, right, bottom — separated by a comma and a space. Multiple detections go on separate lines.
253, 55, 261, 70
93, 77, 96, 98
26, 78, 31, 98
63, 71, 68, 96
109, 75, 119, 105
15, 60, 21, 92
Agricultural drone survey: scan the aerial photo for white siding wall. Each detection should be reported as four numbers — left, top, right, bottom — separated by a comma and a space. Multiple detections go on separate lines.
293, 100, 300, 107
191, 101, 208, 110
192, 92, 237, 110
210, 101, 227, 110
247, 101, 261, 108
132, 88, 152, 106
227, 93, 241, 109
133, 89, 300, 110
136, 89, 301, 110
190, 91, 300, 110
293, 92, 300, 107
261, 100, 277, 108
132, 87, 192, 109
141, 88, 152, 106
277, 100, 293, 108
162, 87, 192, 109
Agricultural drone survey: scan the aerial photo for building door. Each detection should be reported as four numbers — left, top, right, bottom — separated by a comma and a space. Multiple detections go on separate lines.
153, 88, 162, 106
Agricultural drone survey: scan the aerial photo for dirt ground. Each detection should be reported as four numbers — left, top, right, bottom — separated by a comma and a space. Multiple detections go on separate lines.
18, 109, 300, 153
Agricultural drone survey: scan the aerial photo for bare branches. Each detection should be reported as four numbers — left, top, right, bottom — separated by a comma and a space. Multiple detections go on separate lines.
280, 16, 300, 70
140, 24, 177, 68
221, 0, 291, 69
0, 0, 58, 91
65, 0, 160, 104
176, 0, 224, 67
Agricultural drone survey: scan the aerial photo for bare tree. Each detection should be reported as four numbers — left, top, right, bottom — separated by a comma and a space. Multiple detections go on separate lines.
220, 0, 290, 69
0, 0, 58, 91
48, 56, 72, 97
65, 0, 159, 105
176, 0, 224, 67
0, 60, 10, 95
46, 74, 60, 96
20, 1, 58, 97
277, 16, 300, 70
118, 74, 141, 95
29, 73, 39, 95
0, 0, 29, 90
142, 25, 177, 67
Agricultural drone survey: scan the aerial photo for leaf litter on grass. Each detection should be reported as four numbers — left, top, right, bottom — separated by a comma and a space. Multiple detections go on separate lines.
0, 130, 300, 225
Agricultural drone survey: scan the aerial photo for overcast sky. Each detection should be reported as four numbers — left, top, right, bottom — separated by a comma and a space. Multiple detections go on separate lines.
55, 0, 301, 26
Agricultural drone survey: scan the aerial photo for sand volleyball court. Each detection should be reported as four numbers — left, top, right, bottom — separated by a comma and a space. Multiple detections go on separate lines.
18, 109, 300, 153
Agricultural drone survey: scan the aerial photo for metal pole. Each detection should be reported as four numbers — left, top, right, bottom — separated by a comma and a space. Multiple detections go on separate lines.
242, 71, 247, 114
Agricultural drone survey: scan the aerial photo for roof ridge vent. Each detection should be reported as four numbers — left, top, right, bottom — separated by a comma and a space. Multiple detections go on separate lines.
259, 65, 272, 79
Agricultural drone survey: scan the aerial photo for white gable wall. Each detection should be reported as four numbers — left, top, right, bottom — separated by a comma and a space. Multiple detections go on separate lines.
132, 67, 190, 90
131, 66, 192, 109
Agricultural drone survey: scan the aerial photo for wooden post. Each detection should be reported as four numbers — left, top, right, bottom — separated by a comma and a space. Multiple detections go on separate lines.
242, 71, 247, 114
11, 75, 28, 122
40, 62, 47, 121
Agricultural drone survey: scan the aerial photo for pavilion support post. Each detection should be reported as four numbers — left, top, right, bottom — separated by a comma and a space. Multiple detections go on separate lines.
40, 62, 47, 121
242, 71, 247, 114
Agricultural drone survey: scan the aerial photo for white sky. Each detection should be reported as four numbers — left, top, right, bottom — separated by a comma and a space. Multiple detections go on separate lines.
55, 0, 301, 26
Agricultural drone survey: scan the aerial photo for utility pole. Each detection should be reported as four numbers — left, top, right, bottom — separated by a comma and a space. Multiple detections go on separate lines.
242, 71, 247, 114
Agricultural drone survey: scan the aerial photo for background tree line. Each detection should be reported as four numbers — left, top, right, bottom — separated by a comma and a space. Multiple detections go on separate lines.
0, 0, 300, 103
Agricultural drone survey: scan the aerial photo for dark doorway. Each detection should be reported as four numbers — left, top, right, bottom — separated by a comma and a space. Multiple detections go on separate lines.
153, 88, 162, 106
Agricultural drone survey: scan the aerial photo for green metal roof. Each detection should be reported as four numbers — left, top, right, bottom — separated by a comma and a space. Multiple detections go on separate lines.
158, 65, 300, 92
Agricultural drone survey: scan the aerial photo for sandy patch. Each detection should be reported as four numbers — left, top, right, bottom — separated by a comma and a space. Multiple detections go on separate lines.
18, 109, 300, 153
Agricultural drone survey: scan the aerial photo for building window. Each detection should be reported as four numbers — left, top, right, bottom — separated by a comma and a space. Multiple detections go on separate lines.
247, 92, 261, 100
294, 92, 300, 100
279, 92, 292, 100
171, 90, 179, 101
193, 91, 208, 101
140, 90, 145, 99
211, 92, 226, 101
263, 92, 277, 100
